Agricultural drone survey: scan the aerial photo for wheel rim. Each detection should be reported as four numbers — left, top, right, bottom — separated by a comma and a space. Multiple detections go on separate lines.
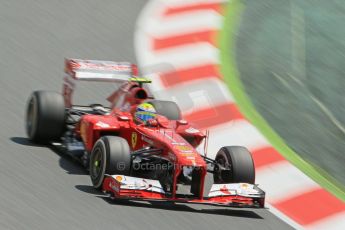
215, 156, 225, 183
215, 153, 232, 183
91, 147, 103, 180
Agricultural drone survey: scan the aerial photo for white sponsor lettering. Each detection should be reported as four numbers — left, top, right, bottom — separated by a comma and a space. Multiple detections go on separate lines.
185, 127, 200, 134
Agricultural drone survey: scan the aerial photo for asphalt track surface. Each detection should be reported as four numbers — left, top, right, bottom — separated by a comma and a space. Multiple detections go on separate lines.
0, 1, 292, 229
236, 0, 345, 186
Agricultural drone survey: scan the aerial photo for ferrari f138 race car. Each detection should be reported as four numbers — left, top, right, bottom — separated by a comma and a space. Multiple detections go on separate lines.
26, 59, 265, 208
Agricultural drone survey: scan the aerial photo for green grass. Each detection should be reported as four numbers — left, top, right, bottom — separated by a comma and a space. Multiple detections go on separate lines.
219, 0, 345, 201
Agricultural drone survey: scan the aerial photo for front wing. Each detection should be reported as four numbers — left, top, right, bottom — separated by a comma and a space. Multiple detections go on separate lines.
102, 175, 265, 208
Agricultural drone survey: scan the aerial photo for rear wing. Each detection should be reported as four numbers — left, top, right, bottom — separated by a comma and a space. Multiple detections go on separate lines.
63, 58, 144, 107
65, 58, 138, 82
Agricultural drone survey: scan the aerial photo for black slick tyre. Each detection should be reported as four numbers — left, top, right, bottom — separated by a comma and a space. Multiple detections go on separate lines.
89, 136, 131, 189
26, 91, 65, 143
214, 146, 255, 184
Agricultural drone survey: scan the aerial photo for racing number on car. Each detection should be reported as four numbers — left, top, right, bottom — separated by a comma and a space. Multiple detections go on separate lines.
131, 132, 137, 149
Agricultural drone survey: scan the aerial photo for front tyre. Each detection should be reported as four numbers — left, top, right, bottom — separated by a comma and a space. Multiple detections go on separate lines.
90, 136, 131, 189
214, 146, 255, 184
26, 91, 65, 143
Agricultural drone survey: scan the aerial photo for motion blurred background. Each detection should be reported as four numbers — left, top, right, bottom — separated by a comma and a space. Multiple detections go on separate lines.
237, 0, 345, 186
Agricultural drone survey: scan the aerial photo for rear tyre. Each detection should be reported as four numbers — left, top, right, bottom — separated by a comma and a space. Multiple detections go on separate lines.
90, 136, 131, 189
147, 100, 181, 120
214, 146, 255, 184
26, 91, 65, 143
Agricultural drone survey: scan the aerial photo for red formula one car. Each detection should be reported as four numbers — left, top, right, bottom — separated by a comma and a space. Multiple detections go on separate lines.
26, 59, 265, 208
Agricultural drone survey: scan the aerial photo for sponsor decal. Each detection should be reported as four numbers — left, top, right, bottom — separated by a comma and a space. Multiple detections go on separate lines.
96, 121, 110, 128
115, 175, 123, 182
110, 180, 120, 193
141, 179, 151, 190
74, 60, 131, 72
220, 185, 231, 195
159, 130, 178, 142
175, 145, 193, 153
172, 142, 186, 145
238, 183, 252, 195
131, 132, 138, 148
180, 152, 195, 157
185, 127, 200, 134
142, 136, 154, 145
240, 183, 249, 189
168, 152, 176, 161
118, 116, 129, 120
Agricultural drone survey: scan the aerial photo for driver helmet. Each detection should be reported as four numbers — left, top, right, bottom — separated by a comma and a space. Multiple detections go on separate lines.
134, 103, 157, 123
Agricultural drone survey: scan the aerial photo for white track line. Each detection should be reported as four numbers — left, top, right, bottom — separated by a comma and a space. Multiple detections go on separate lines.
256, 161, 320, 203
138, 43, 220, 70
306, 211, 345, 230
205, 119, 270, 159
144, 11, 223, 37
268, 203, 304, 230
